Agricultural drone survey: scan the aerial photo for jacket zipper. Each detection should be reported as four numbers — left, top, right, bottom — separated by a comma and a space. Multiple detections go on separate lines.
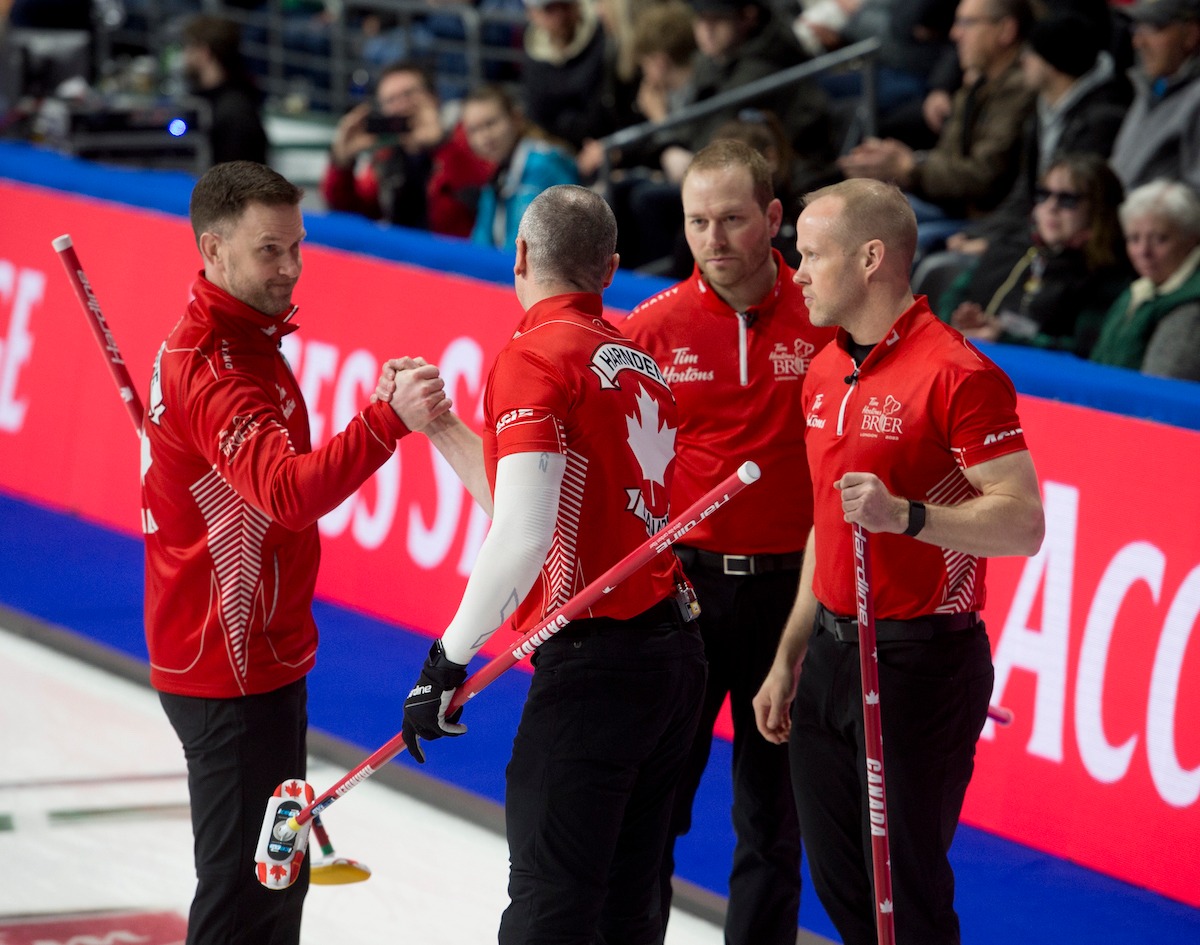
837, 361, 860, 436
737, 311, 750, 386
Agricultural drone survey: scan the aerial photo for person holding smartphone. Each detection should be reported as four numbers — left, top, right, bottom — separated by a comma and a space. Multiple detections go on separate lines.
321, 59, 493, 236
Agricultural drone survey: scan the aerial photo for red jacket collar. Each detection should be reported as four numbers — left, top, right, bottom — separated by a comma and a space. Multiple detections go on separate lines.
834, 295, 935, 370
515, 292, 607, 335
190, 273, 301, 342
690, 248, 790, 321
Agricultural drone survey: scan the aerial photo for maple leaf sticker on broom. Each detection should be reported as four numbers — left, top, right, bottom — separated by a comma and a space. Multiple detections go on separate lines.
626, 385, 676, 513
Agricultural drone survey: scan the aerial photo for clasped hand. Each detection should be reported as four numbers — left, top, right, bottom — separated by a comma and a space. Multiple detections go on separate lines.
373, 356, 451, 432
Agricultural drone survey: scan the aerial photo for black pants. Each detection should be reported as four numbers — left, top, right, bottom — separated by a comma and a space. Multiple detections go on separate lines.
160, 678, 309, 945
790, 623, 994, 945
659, 564, 802, 945
498, 607, 707, 945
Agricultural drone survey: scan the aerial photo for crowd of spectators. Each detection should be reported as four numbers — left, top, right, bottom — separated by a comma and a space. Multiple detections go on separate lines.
5, 0, 1199, 383
315, 0, 1200, 379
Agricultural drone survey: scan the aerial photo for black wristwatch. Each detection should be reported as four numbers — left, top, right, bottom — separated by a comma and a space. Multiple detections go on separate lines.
904, 500, 926, 537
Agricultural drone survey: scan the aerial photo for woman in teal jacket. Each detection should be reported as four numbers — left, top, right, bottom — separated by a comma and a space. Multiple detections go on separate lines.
462, 84, 579, 253
1091, 178, 1200, 381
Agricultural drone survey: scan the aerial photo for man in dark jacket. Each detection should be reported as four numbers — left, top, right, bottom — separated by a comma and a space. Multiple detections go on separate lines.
1110, 0, 1200, 191
181, 14, 269, 167
519, 0, 610, 150
682, 0, 832, 175
839, 0, 1037, 252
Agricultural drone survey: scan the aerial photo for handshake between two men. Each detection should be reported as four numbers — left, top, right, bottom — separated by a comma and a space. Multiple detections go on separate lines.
372, 356, 490, 764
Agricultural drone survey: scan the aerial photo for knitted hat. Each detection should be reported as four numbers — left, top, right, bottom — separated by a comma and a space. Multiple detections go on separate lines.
1027, 14, 1101, 79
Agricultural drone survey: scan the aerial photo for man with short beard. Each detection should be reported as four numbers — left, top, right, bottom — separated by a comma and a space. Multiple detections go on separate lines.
144, 161, 447, 945
623, 140, 835, 945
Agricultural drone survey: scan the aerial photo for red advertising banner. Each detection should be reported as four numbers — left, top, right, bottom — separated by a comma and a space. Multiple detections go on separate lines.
969, 399, 1200, 908
1, 181, 1197, 907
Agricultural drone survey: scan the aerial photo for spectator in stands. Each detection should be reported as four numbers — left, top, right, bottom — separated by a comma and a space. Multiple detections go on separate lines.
601, 0, 700, 269
945, 153, 1132, 356
1091, 177, 1200, 380
791, 0, 957, 113
629, 0, 699, 139
837, 0, 1036, 255
587, 0, 698, 170
321, 61, 494, 236
595, 0, 644, 131
681, 0, 833, 180
463, 84, 579, 252
875, 0, 1130, 152
1001, 11, 1130, 218
1110, 0, 1200, 192
610, 0, 834, 270
912, 9, 1131, 304
520, 0, 610, 151
181, 14, 269, 167
573, 0, 646, 179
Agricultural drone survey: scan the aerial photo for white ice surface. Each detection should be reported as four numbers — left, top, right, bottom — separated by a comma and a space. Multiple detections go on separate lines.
0, 627, 724, 944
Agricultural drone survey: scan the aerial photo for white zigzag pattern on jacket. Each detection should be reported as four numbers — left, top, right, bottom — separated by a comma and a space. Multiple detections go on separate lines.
925, 467, 981, 613
544, 447, 587, 611
190, 468, 272, 684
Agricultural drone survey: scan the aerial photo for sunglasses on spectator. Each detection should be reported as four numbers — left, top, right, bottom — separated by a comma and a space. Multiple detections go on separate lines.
1035, 188, 1084, 210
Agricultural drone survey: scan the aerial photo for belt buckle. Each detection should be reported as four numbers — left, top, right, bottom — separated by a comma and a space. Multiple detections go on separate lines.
723, 554, 755, 576
832, 616, 858, 643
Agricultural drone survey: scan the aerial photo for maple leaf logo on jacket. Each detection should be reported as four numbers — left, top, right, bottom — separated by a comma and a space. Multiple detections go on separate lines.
627, 386, 675, 493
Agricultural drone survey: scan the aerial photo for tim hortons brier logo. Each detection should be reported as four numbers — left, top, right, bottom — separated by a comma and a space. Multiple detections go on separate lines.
220, 414, 261, 458
860, 395, 904, 439
769, 338, 817, 379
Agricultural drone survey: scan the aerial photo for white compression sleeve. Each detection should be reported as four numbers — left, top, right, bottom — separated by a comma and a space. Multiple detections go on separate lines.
439, 451, 565, 665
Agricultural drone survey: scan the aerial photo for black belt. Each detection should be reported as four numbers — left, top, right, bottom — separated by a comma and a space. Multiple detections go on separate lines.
675, 545, 803, 576
566, 594, 697, 638
816, 604, 979, 644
